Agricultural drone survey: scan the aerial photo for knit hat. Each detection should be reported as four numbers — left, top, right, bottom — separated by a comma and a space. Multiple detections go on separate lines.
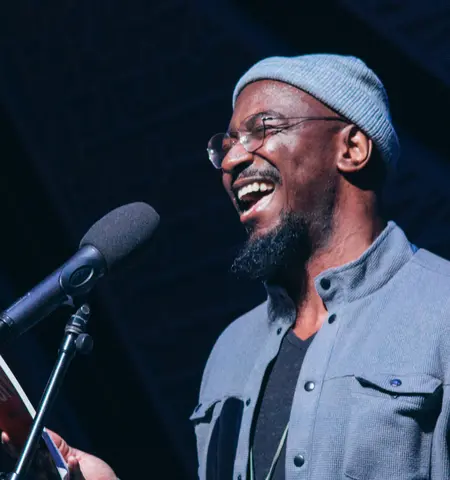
232, 54, 399, 167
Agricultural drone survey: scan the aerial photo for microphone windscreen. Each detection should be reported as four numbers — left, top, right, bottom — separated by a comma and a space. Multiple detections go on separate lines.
79, 202, 160, 269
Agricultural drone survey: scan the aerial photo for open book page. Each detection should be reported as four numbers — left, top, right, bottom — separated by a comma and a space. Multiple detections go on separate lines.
0, 355, 69, 479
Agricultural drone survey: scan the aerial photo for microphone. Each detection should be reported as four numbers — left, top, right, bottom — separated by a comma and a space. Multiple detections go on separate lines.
0, 202, 160, 345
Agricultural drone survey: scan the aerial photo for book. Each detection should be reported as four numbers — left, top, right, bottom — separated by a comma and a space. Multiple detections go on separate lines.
0, 354, 69, 479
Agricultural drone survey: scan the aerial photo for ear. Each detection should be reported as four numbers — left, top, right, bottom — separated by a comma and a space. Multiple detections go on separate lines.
336, 125, 372, 173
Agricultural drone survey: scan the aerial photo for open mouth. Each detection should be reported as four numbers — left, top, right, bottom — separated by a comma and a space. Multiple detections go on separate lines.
234, 180, 276, 215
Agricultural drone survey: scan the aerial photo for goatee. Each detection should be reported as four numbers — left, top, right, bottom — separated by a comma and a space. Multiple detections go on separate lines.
231, 212, 313, 283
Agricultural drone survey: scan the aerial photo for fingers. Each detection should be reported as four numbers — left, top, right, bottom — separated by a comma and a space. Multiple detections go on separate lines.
68, 455, 85, 480
46, 429, 62, 446
46, 429, 71, 458
2, 430, 84, 480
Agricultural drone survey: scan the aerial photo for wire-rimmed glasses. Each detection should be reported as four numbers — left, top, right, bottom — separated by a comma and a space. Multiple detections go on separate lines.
207, 112, 350, 169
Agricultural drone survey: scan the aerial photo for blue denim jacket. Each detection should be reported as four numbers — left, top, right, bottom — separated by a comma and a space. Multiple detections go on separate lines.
191, 222, 450, 480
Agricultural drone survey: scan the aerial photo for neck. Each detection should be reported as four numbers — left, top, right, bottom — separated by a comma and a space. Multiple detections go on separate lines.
284, 201, 385, 339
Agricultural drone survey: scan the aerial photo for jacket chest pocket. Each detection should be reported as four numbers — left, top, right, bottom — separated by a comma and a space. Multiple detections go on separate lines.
344, 373, 442, 480
190, 396, 245, 480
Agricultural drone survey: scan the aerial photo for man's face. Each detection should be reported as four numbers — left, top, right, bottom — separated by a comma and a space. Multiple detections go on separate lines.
222, 80, 343, 240
219, 80, 348, 282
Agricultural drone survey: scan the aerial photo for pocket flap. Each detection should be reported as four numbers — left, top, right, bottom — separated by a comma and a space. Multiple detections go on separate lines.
189, 399, 221, 422
355, 373, 442, 395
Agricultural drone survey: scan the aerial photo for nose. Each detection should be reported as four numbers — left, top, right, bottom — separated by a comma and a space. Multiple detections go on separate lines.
221, 141, 254, 174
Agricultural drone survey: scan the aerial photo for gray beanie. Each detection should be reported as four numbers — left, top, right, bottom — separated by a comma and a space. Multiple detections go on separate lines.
232, 54, 400, 167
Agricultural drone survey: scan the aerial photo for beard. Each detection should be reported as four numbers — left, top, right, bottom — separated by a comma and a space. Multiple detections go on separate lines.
231, 164, 338, 284
231, 207, 333, 283
231, 211, 311, 282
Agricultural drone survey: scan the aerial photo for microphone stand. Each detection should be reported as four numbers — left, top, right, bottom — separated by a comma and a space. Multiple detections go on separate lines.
0, 304, 93, 480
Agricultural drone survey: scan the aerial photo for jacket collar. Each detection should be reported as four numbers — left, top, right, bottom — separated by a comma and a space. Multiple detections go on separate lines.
266, 221, 415, 321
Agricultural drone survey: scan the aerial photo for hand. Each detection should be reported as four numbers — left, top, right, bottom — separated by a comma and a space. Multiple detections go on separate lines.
2, 430, 117, 480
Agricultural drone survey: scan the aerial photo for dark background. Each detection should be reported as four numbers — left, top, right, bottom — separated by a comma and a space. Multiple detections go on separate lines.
0, 0, 449, 478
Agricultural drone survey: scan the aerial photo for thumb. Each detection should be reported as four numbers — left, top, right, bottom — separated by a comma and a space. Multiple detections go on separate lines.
67, 455, 86, 480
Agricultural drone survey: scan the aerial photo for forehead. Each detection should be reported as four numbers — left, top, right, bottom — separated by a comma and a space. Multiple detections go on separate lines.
230, 80, 334, 129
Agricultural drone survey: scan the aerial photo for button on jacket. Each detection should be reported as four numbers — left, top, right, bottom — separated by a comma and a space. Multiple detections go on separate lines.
191, 222, 450, 480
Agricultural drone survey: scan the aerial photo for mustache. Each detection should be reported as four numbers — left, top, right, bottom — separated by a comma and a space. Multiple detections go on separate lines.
233, 166, 282, 186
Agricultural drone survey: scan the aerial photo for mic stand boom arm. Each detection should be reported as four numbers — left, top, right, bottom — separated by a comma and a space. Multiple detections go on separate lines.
1, 304, 93, 480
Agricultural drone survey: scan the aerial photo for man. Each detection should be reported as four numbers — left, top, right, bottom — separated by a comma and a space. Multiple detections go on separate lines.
5, 54, 450, 479
191, 54, 450, 480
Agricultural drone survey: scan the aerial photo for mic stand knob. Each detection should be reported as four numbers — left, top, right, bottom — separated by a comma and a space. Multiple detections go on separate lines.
75, 333, 93, 355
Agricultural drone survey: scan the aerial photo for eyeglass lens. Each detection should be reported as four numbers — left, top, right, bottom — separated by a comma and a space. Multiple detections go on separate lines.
207, 115, 267, 168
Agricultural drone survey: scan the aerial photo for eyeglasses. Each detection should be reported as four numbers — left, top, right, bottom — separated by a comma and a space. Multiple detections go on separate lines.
207, 112, 350, 169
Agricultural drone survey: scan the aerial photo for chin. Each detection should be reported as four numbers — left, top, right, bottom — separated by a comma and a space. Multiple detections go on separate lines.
245, 219, 281, 240
232, 209, 310, 281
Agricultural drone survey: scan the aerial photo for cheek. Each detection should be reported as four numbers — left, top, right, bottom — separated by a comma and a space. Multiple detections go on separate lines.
276, 143, 336, 211
265, 133, 304, 157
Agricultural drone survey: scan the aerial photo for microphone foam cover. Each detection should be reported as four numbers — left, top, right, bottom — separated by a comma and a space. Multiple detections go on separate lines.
79, 202, 160, 270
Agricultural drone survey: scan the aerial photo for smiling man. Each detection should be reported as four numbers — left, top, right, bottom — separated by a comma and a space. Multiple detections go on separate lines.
191, 54, 450, 480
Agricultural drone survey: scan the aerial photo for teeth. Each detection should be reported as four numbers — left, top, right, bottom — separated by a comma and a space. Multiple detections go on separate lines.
237, 182, 274, 200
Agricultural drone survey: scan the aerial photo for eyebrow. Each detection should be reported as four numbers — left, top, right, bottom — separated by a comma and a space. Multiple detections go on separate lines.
254, 109, 286, 118
228, 109, 287, 132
